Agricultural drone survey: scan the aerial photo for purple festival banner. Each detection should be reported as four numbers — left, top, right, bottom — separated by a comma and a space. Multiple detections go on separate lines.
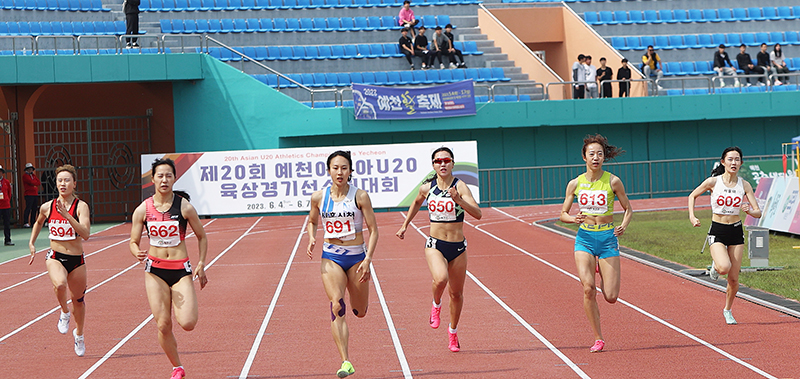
352, 80, 476, 120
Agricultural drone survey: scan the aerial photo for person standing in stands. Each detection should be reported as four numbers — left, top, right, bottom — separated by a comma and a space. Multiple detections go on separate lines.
584, 55, 598, 99
123, 0, 141, 48
398, 0, 419, 38
616, 58, 631, 97
756, 43, 771, 85
414, 26, 433, 69
713, 44, 739, 87
0, 166, 12, 246
641, 46, 663, 89
22, 162, 40, 228
432, 26, 451, 70
399, 28, 416, 70
770, 43, 790, 85
572, 54, 587, 99
736, 44, 764, 86
444, 24, 466, 68
596, 57, 613, 98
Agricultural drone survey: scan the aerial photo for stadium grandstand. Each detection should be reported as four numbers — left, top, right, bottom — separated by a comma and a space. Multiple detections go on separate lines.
0, 0, 798, 222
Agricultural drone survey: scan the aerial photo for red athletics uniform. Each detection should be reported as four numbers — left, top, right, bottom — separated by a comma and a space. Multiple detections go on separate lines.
46, 198, 86, 273
144, 194, 191, 287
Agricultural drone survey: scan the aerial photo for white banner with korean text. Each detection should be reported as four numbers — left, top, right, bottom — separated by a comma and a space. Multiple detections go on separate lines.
141, 141, 479, 216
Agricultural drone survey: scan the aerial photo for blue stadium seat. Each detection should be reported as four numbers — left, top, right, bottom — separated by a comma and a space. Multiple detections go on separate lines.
368, 43, 384, 58
280, 0, 295, 9
785, 31, 800, 46
367, 16, 384, 30
659, 10, 676, 24
599, 11, 616, 25
777, 6, 794, 20
217, 19, 233, 33
451, 69, 466, 81
339, 17, 356, 30
385, 71, 401, 85
28, 22, 42, 36
491, 67, 510, 82
351, 0, 367, 7
613, 11, 631, 25
726, 33, 741, 46
262, 46, 277, 60
643, 10, 661, 24
243, 18, 258, 32
286, 18, 302, 32
681, 62, 697, 75
464, 41, 482, 55
763, 7, 780, 21
263, 0, 279, 8
383, 43, 401, 57
298, 18, 314, 32
255, 18, 270, 32
625, 36, 642, 50
669, 35, 686, 49
328, 0, 345, 7
357, 44, 375, 58
373, 71, 389, 85
745, 7, 764, 21
654, 35, 671, 50
611, 37, 626, 50
476, 68, 495, 82
398, 71, 414, 85
45, 0, 59, 10
270, 18, 286, 32
702, 9, 720, 23
336, 73, 350, 86
464, 68, 481, 82
755, 32, 769, 45
711, 33, 726, 46
411, 70, 429, 84
475, 96, 488, 103
160, 19, 173, 33
381, 16, 399, 30
770, 32, 783, 44
421, 15, 436, 28
584, 12, 600, 25
368, 0, 384, 7
674, 9, 690, 23
324, 17, 341, 31
438, 69, 453, 83
344, 44, 360, 59
729, 8, 748, 22
694, 61, 714, 75
275, 46, 290, 60
688, 9, 705, 23
437, 15, 450, 27
290, 47, 308, 60
640, 36, 655, 49
683, 35, 701, 49
312, 17, 328, 32
331, 45, 346, 58
628, 10, 646, 24
717, 8, 733, 22
666, 89, 682, 96
360, 72, 376, 84
741, 33, 757, 47
304, 46, 322, 60
663, 62, 680, 76
49, 21, 63, 35
233, 18, 248, 33
81, 21, 95, 34
353, 17, 369, 31
424, 70, 441, 84
296, 0, 310, 8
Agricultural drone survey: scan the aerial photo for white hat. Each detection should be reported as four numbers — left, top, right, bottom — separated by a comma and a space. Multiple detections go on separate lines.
25, 163, 34, 169
0, 165, 4, 172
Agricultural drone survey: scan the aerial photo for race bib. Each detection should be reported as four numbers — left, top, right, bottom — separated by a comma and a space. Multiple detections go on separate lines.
323, 216, 356, 241
428, 197, 457, 222
49, 219, 76, 241
147, 220, 181, 247
578, 189, 609, 215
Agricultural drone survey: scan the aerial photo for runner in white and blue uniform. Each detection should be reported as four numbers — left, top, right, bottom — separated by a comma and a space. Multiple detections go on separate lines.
396, 147, 482, 353
560, 134, 632, 353
307, 150, 378, 378
689, 146, 761, 325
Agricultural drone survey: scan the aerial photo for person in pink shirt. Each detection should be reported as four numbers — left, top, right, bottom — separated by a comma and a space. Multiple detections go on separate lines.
398, 0, 419, 37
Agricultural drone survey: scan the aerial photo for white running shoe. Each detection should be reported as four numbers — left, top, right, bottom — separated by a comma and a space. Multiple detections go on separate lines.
440, 63, 445, 69
73, 329, 85, 356
449, 62, 456, 69
708, 263, 719, 281
723, 309, 737, 325
58, 311, 70, 334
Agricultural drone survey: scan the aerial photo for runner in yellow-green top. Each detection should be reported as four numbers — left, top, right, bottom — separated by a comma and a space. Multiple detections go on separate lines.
560, 134, 633, 353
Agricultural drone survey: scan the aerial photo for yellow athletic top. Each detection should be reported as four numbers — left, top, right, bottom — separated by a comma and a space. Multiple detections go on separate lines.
574, 171, 614, 216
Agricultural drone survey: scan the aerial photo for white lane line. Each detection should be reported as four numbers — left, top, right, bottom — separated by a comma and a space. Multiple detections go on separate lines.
485, 207, 779, 379
401, 213, 589, 379
1, 220, 217, 343
0, 223, 124, 267
238, 216, 306, 379
80, 217, 258, 379
370, 262, 413, 379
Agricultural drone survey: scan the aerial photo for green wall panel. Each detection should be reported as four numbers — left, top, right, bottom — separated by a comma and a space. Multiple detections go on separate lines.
128, 54, 167, 81
0, 57, 17, 83
17, 56, 55, 83
53, 55, 92, 83
90, 55, 129, 82
166, 53, 203, 80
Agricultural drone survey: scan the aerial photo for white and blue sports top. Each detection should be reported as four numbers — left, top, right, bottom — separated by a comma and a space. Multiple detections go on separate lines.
710, 176, 745, 216
320, 185, 363, 241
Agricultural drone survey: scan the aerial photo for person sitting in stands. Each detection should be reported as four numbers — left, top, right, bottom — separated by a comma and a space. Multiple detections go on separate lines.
444, 24, 466, 68
398, 1, 419, 38
736, 44, 764, 86
713, 44, 740, 87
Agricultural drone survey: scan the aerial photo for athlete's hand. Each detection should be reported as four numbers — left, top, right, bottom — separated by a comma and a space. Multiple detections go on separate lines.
741, 202, 751, 214
307, 237, 316, 259
193, 263, 208, 289
690, 216, 701, 227
356, 259, 371, 283
448, 187, 462, 203
135, 250, 148, 262
55, 200, 69, 217
28, 245, 36, 265
614, 225, 626, 236
395, 226, 407, 240
573, 214, 586, 224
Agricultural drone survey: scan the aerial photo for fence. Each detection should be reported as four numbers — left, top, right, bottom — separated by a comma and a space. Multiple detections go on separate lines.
478, 155, 781, 206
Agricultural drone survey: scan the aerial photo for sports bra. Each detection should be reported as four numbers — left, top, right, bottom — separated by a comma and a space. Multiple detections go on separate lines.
574, 172, 615, 216
48, 198, 80, 241
710, 176, 745, 216
320, 185, 363, 241
427, 177, 465, 223
145, 194, 188, 247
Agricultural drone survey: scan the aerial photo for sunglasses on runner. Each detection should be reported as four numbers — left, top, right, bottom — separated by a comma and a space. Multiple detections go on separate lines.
432, 157, 453, 165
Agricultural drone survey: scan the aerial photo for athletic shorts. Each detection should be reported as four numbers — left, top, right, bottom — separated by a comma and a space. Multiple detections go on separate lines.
145, 255, 192, 287
708, 221, 744, 246
322, 243, 366, 272
46, 250, 85, 274
575, 223, 620, 260
425, 236, 467, 262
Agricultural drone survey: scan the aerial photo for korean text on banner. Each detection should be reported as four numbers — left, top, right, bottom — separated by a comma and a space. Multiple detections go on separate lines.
352, 80, 476, 120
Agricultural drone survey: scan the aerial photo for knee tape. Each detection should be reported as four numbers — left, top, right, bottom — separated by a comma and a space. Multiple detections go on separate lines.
330, 298, 346, 321
352, 304, 367, 316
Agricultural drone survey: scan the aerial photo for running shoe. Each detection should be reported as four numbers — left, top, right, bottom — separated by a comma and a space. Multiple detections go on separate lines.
58, 311, 70, 334
723, 309, 737, 325
336, 361, 355, 378
590, 339, 605, 353
448, 331, 460, 352
708, 264, 719, 281
429, 303, 441, 329
73, 329, 85, 357
170, 367, 186, 379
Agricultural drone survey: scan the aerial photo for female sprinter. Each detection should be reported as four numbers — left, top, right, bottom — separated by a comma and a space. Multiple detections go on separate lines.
129, 158, 208, 379
688, 147, 761, 325
307, 150, 378, 378
560, 134, 632, 353
28, 164, 91, 357
396, 147, 482, 352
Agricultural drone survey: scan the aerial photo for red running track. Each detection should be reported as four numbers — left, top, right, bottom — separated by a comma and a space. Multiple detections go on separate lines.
1, 198, 798, 378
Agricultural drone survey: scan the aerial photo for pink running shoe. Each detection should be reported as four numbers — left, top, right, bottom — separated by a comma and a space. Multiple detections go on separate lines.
590, 340, 605, 353
170, 367, 186, 379
448, 331, 460, 352
429, 304, 441, 329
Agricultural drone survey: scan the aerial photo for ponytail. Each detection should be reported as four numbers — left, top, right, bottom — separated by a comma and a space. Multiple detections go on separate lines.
174, 190, 191, 201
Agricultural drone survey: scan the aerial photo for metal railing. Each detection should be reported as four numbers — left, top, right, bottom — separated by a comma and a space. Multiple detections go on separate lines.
655, 76, 713, 94
710, 73, 770, 89
33, 35, 77, 55
0, 35, 35, 55
162, 34, 203, 54
769, 71, 800, 85
489, 81, 545, 100
546, 80, 602, 100
478, 155, 781, 206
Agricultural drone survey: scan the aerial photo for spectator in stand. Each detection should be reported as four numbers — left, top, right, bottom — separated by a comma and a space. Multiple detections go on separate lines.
123, 0, 140, 48
770, 43, 790, 85
596, 57, 613, 98
572, 54, 587, 99
22, 162, 40, 228
398, 0, 419, 38
641, 45, 663, 89
432, 26, 451, 70
756, 43, 771, 85
414, 26, 433, 69
584, 55, 598, 99
444, 24, 466, 68
399, 28, 416, 70
736, 44, 764, 86
617, 58, 631, 97
0, 166, 12, 246
713, 44, 739, 87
